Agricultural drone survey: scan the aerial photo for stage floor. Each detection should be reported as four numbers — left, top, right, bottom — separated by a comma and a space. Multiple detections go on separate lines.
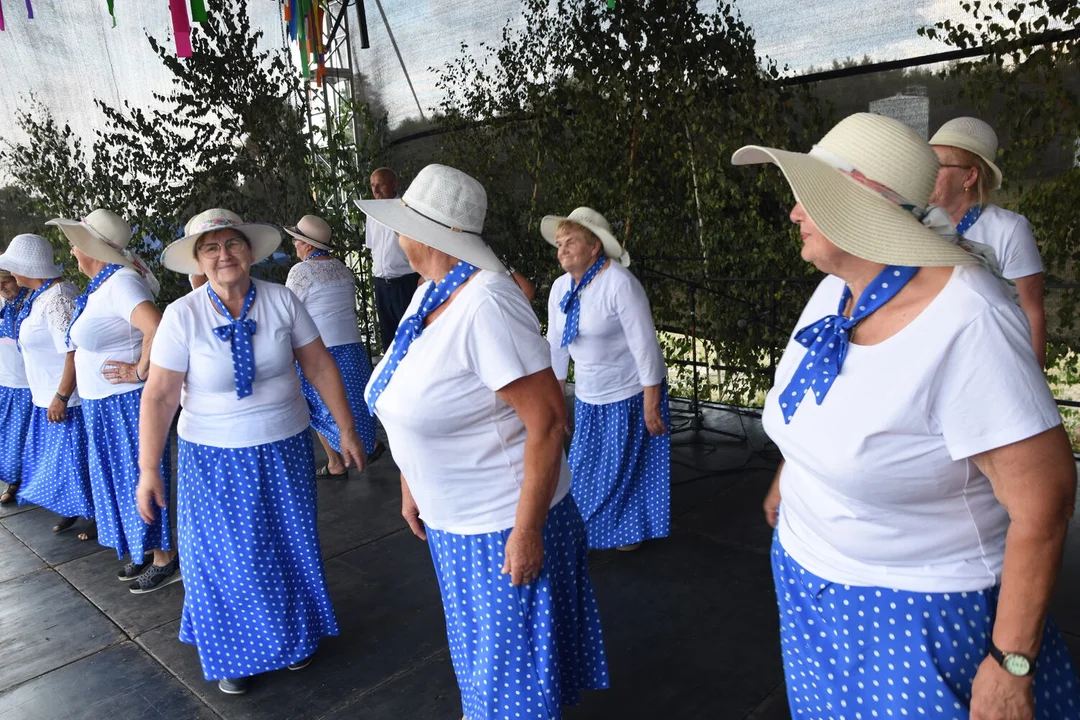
1, 398, 1077, 720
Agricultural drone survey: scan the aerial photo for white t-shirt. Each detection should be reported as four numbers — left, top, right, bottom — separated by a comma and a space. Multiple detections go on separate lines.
18, 281, 81, 408
69, 268, 154, 400
364, 214, 414, 279
965, 204, 1044, 280
764, 265, 1061, 593
150, 279, 320, 448
285, 258, 362, 348
368, 270, 571, 535
0, 297, 29, 389
547, 262, 667, 405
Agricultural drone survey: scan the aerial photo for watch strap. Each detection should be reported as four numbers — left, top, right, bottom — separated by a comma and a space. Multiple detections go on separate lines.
989, 641, 1036, 676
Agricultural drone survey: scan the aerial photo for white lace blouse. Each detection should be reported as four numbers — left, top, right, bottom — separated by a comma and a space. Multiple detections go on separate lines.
285, 258, 362, 348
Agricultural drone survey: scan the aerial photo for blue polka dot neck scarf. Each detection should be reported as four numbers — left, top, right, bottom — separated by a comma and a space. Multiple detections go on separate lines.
559, 255, 607, 347
366, 260, 480, 414
306, 250, 330, 260
956, 205, 982, 236
0, 287, 29, 340
14, 277, 59, 351
207, 281, 258, 399
780, 265, 918, 423
67, 263, 124, 346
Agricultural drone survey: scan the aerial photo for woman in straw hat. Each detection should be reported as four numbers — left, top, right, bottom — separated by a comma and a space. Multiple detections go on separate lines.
929, 117, 1047, 366
0, 234, 94, 533
137, 209, 363, 695
357, 164, 609, 720
0, 268, 33, 505
48, 209, 179, 591
284, 214, 384, 476
541, 208, 670, 552
735, 112, 1079, 717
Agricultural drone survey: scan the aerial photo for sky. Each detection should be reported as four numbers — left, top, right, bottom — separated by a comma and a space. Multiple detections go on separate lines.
0, 0, 989, 157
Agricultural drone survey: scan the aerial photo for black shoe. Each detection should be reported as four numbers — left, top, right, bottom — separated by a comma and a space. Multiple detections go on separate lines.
0, 483, 18, 505
288, 654, 314, 671
128, 559, 181, 594
218, 677, 249, 695
117, 558, 152, 581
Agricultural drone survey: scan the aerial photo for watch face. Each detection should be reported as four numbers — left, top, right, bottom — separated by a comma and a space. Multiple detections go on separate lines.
1002, 654, 1032, 676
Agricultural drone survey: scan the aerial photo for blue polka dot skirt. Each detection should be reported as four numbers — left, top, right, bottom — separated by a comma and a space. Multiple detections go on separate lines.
297, 342, 378, 457
568, 387, 671, 549
18, 405, 94, 519
83, 388, 173, 561
772, 534, 1080, 718
426, 495, 610, 719
176, 431, 339, 681
0, 385, 33, 487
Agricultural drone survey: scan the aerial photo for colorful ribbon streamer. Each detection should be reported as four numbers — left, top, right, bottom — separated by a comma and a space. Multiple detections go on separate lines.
24, 0, 31, 20
189, 0, 207, 23
169, 0, 192, 57
106, 0, 116, 27
1, 1, 6, 32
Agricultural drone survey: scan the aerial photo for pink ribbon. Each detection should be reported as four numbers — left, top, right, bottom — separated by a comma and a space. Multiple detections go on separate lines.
169, 0, 192, 57
0, 1, 6, 31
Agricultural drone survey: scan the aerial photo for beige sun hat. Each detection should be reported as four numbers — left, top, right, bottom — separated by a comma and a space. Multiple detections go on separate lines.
161, 208, 282, 275
46, 209, 160, 295
540, 207, 631, 268
284, 215, 334, 251
929, 117, 1003, 190
354, 164, 506, 273
732, 112, 979, 268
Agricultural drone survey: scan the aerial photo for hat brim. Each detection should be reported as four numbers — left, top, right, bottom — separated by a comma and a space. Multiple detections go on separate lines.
539, 215, 631, 268
0, 250, 62, 279
928, 131, 1003, 190
354, 199, 506, 273
283, 226, 333, 252
161, 223, 282, 275
731, 145, 979, 268
46, 218, 136, 270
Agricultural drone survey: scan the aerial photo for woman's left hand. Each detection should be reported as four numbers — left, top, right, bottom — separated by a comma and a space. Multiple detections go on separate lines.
645, 404, 667, 435
338, 427, 368, 474
502, 527, 544, 586
970, 657, 1034, 719
103, 361, 142, 385
47, 395, 68, 423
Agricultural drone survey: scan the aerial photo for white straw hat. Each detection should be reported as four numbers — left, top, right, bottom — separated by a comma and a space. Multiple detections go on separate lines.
732, 112, 978, 268
46, 209, 160, 295
161, 208, 282, 275
540, 207, 630, 268
284, 215, 334, 251
0, 234, 62, 279
354, 164, 506, 273
929, 117, 1003, 190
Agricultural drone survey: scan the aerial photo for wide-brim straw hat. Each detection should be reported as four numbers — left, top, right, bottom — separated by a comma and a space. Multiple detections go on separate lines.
929, 116, 1003, 190
540, 207, 631, 268
732, 112, 978, 268
161, 208, 282, 275
46, 209, 137, 270
354, 164, 506, 273
284, 214, 333, 252
0, 234, 62, 279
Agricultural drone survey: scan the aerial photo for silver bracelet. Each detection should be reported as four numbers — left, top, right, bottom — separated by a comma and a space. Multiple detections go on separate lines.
134, 367, 144, 382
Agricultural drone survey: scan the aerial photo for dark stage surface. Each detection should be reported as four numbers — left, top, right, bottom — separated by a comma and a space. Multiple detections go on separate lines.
1, 398, 1077, 719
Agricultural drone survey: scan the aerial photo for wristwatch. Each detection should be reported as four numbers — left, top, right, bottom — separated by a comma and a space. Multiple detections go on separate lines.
54, 392, 70, 404
988, 642, 1036, 676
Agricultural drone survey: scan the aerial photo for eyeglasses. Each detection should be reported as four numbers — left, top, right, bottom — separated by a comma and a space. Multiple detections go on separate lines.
196, 237, 248, 258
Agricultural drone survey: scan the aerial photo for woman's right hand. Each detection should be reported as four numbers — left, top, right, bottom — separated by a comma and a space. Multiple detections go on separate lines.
136, 471, 167, 525
401, 473, 426, 540
763, 473, 782, 528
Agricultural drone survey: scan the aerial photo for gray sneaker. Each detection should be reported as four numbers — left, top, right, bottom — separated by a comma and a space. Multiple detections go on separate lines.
117, 558, 152, 581
128, 559, 181, 594
218, 677, 249, 695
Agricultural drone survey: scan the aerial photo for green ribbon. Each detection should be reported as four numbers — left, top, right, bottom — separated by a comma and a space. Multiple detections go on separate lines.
107, 0, 115, 27
189, 0, 207, 23
297, 0, 310, 78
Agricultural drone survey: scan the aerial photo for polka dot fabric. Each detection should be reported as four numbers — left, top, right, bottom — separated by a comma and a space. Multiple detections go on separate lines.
18, 405, 94, 518
176, 430, 339, 681
296, 342, 377, 456
206, 282, 258, 399
771, 535, 1080, 719
426, 496, 610, 719
0, 385, 33, 486
558, 255, 607, 348
568, 387, 670, 549
83, 388, 172, 561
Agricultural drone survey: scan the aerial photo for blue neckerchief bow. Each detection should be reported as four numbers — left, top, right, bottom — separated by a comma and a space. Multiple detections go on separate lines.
207, 282, 258, 399
306, 250, 330, 260
956, 205, 982, 236
779, 265, 918, 423
0, 287, 29, 340
14, 278, 60, 351
366, 260, 480, 414
67, 263, 124, 346
559, 255, 607, 347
